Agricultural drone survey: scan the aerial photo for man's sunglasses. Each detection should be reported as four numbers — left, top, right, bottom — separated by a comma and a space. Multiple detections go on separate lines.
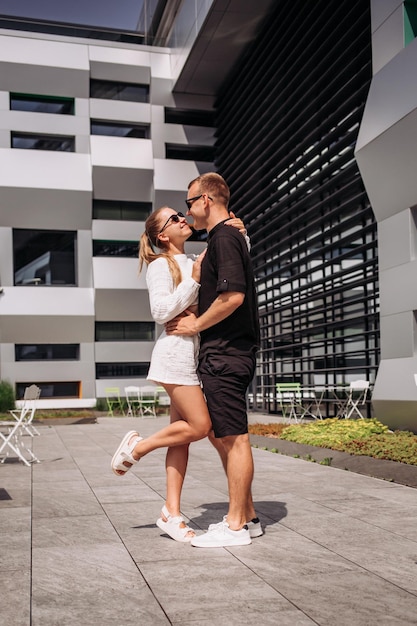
185, 194, 213, 209
158, 211, 185, 234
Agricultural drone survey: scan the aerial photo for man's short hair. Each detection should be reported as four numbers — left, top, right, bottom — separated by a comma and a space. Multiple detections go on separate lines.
188, 172, 230, 208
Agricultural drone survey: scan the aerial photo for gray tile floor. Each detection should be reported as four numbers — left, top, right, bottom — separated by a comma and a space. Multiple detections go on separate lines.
1, 416, 417, 625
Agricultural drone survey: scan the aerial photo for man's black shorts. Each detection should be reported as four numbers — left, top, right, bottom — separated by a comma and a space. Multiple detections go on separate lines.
198, 353, 256, 438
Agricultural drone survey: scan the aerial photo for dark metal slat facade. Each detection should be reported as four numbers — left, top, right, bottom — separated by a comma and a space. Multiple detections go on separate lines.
214, 0, 377, 414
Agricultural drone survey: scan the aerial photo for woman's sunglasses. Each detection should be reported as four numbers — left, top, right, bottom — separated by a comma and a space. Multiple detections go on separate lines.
158, 211, 185, 234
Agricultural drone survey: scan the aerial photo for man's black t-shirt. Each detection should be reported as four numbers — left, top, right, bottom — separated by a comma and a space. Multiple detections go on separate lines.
198, 221, 260, 358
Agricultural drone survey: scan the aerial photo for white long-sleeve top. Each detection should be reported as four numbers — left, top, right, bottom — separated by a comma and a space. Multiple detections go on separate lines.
146, 254, 201, 385
146, 255, 199, 325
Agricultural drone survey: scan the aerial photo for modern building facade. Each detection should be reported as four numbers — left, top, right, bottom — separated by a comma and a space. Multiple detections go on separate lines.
0, 0, 415, 430
214, 0, 378, 422
0, 1, 274, 408
355, 0, 417, 431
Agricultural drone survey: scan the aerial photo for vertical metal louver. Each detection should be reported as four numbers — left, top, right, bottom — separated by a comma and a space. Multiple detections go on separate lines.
214, 0, 377, 414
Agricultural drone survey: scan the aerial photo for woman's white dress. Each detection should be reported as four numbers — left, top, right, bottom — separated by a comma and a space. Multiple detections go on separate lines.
146, 254, 201, 386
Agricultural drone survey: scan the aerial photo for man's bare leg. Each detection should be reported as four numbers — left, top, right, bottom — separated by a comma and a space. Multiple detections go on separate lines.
215, 433, 256, 530
209, 430, 257, 524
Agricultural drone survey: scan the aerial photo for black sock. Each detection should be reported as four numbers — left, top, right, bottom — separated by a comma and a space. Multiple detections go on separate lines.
250, 517, 259, 524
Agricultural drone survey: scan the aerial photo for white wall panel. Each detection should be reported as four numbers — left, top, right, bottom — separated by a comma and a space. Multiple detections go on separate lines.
0, 35, 89, 97
372, 5, 404, 73
92, 258, 147, 290
371, 0, 403, 32
0, 286, 94, 317
90, 136, 153, 168
4, 110, 90, 135
95, 288, 151, 320
95, 342, 154, 361
0, 315, 94, 343
89, 46, 151, 83
0, 148, 92, 191
379, 261, 417, 316
92, 220, 144, 241
377, 210, 416, 271
90, 99, 151, 124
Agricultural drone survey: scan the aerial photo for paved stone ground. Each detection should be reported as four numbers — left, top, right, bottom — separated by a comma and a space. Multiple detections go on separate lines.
1, 416, 417, 625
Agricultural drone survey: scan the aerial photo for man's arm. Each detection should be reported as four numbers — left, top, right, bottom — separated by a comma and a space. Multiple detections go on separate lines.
165, 291, 244, 336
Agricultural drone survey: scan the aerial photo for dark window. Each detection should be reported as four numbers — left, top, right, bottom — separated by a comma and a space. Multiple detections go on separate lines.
15, 344, 79, 361
95, 322, 154, 341
165, 107, 215, 127
91, 120, 150, 139
10, 93, 75, 115
93, 240, 138, 258
96, 363, 150, 378
165, 143, 215, 162
13, 229, 76, 286
11, 132, 75, 151
90, 79, 149, 103
93, 199, 152, 221
15, 381, 79, 400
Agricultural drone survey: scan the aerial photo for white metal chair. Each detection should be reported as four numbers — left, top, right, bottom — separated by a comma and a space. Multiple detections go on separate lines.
0, 384, 41, 465
138, 385, 157, 418
124, 386, 141, 417
344, 380, 370, 419
9, 384, 41, 436
156, 386, 170, 415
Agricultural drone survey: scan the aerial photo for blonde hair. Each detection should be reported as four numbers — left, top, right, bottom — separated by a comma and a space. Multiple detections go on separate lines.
188, 172, 230, 208
138, 207, 182, 287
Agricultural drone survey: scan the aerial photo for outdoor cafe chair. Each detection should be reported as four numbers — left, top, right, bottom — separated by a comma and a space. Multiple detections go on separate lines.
105, 387, 125, 416
138, 385, 157, 418
344, 380, 370, 419
9, 384, 41, 436
0, 384, 41, 465
276, 383, 301, 422
124, 386, 141, 417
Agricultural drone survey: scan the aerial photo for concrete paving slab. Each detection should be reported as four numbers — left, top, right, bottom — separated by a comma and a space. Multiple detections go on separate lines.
1, 416, 417, 625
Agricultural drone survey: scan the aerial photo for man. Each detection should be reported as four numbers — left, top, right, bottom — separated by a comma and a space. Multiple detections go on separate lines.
165, 172, 261, 547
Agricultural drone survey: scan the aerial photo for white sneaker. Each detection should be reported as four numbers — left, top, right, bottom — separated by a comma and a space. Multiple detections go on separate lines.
191, 520, 251, 548
209, 516, 263, 539
247, 518, 263, 538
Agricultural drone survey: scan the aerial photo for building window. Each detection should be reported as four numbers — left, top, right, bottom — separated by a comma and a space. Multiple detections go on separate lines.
96, 363, 150, 378
93, 240, 138, 258
13, 229, 76, 286
10, 93, 75, 115
404, 1, 417, 45
90, 79, 149, 103
11, 132, 75, 151
165, 107, 215, 127
15, 344, 80, 361
16, 381, 80, 400
165, 143, 215, 162
93, 199, 152, 221
95, 322, 154, 342
91, 120, 150, 139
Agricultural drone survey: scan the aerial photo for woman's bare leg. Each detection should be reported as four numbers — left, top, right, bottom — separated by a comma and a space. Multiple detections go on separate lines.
160, 403, 194, 538
164, 401, 189, 516
134, 384, 210, 453
115, 383, 211, 474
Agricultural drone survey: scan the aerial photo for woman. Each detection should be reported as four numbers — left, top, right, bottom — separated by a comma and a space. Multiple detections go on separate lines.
111, 206, 247, 542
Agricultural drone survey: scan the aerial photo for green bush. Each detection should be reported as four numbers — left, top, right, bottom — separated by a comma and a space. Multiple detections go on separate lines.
0, 380, 15, 412
252, 418, 417, 466
96, 398, 107, 412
